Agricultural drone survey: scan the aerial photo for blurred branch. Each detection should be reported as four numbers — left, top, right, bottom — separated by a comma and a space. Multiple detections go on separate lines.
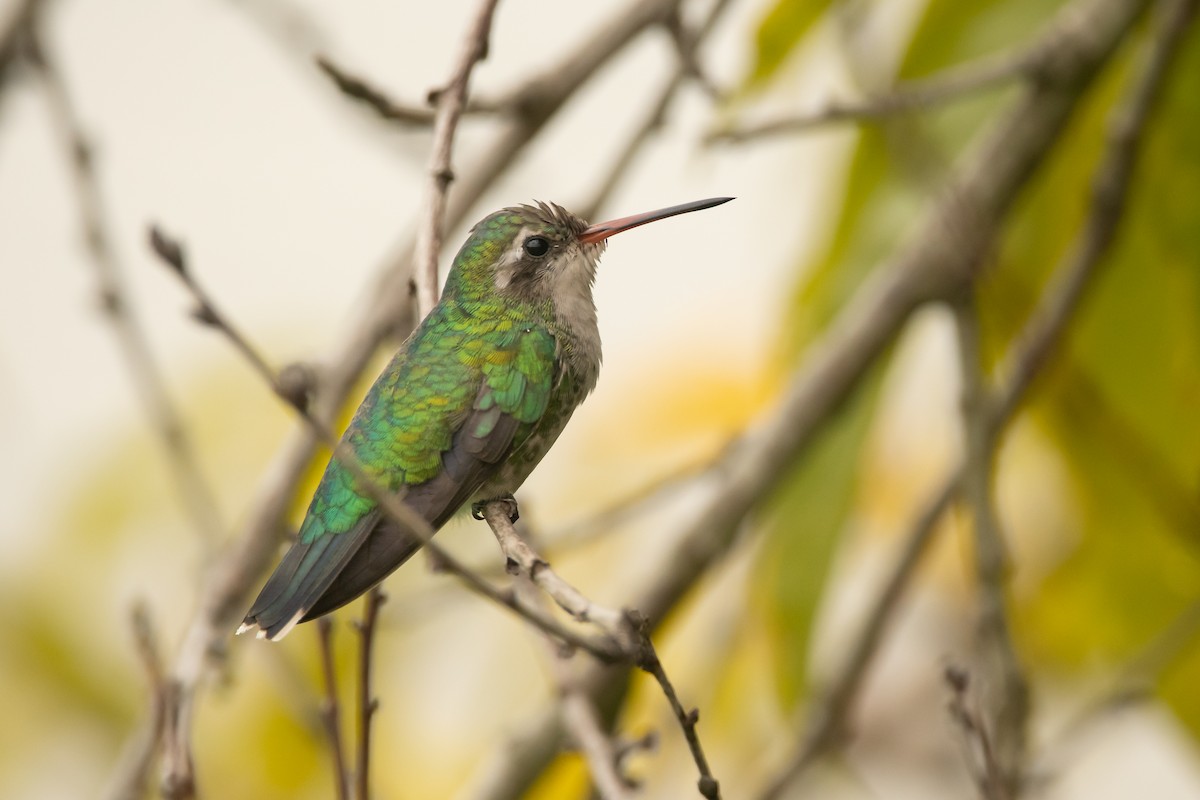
706, 0, 1114, 145
316, 56, 504, 126
354, 590, 386, 800
758, 0, 1192, 794
511, 571, 634, 800
225, 0, 332, 61
707, 42, 1039, 143
32, 23, 224, 547
479, 501, 721, 799
952, 297, 1030, 797
993, 0, 1198, 417
103, 603, 168, 800
944, 664, 1012, 800
0, 0, 42, 90
1041, 599, 1200, 765
575, 0, 734, 222
542, 450, 724, 550
316, 618, 351, 800
411, 0, 501, 316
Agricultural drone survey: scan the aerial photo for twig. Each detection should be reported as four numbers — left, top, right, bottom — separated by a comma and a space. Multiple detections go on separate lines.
480, 501, 626, 634
510, 568, 634, 800
575, 0, 734, 222
707, 7, 1058, 144
1039, 599, 1200, 768
348, 3, 498, 788
542, 453, 721, 551
637, 640, 721, 800
757, 478, 957, 800
479, 501, 721, 799
559, 682, 634, 800
316, 56, 503, 126
103, 603, 168, 800
33, 24, 223, 547
757, 0, 1190, 793
662, 4, 722, 99
945, 664, 1011, 800
315, 619, 350, 800
0, 0, 42, 89
411, 0, 502, 316
354, 590, 386, 800
953, 297, 1029, 796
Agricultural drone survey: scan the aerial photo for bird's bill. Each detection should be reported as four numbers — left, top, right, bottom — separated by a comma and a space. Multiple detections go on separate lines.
577, 196, 734, 244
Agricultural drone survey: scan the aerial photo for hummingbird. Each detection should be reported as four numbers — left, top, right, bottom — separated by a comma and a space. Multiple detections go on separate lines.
238, 196, 733, 640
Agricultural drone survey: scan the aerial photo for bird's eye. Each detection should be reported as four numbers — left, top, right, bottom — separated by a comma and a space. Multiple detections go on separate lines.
523, 236, 550, 257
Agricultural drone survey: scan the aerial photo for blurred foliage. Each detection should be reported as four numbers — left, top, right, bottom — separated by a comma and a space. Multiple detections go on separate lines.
993, 14, 1200, 732
742, 0, 835, 89
744, 0, 1200, 745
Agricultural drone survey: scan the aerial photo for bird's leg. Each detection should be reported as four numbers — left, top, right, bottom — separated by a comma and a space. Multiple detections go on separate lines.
471, 493, 520, 523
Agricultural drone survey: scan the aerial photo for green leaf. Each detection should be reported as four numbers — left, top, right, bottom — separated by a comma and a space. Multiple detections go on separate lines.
755, 363, 884, 708
982, 13, 1200, 736
743, 0, 833, 90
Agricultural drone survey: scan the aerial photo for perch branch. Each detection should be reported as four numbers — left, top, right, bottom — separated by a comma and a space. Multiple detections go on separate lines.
479, 501, 721, 799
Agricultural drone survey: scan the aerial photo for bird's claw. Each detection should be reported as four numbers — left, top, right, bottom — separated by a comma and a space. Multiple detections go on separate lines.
471, 494, 520, 523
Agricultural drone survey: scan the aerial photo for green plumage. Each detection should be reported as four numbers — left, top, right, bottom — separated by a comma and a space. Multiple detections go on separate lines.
240, 195, 729, 640
300, 303, 557, 545
241, 203, 601, 640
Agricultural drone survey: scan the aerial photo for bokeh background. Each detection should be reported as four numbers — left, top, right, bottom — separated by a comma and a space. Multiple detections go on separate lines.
2, 0, 1199, 798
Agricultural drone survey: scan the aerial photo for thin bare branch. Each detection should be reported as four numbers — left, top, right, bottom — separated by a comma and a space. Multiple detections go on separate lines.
316, 56, 504, 126
0, 0, 42, 90
509, 571, 634, 800
479, 501, 626, 634
953, 297, 1030, 796
354, 590, 385, 800
316, 618, 351, 800
34, 28, 223, 547
575, 0, 734, 222
637, 639, 721, 800
411, 0, 502, 317
706, 0, 1085, 145
479, 501, 721, 799
945, 664, 1012, 800
1041, 599, 1200, 767
102, 603, 168, 800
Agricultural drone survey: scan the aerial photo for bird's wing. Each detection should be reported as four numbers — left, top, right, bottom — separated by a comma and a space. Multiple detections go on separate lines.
241, 322, 558, 640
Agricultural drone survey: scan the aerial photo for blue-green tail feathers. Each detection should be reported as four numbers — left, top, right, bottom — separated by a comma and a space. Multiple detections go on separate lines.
238, 404, 523, 641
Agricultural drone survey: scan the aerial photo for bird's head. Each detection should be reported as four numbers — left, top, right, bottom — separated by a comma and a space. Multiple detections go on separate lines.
443, 198, 733, 311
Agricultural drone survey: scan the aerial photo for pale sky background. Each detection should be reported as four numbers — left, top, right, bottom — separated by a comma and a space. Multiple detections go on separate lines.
0, 0, 848, 561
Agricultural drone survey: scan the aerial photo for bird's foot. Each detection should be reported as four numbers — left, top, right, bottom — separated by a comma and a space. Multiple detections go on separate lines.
471, 494, 520, 524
